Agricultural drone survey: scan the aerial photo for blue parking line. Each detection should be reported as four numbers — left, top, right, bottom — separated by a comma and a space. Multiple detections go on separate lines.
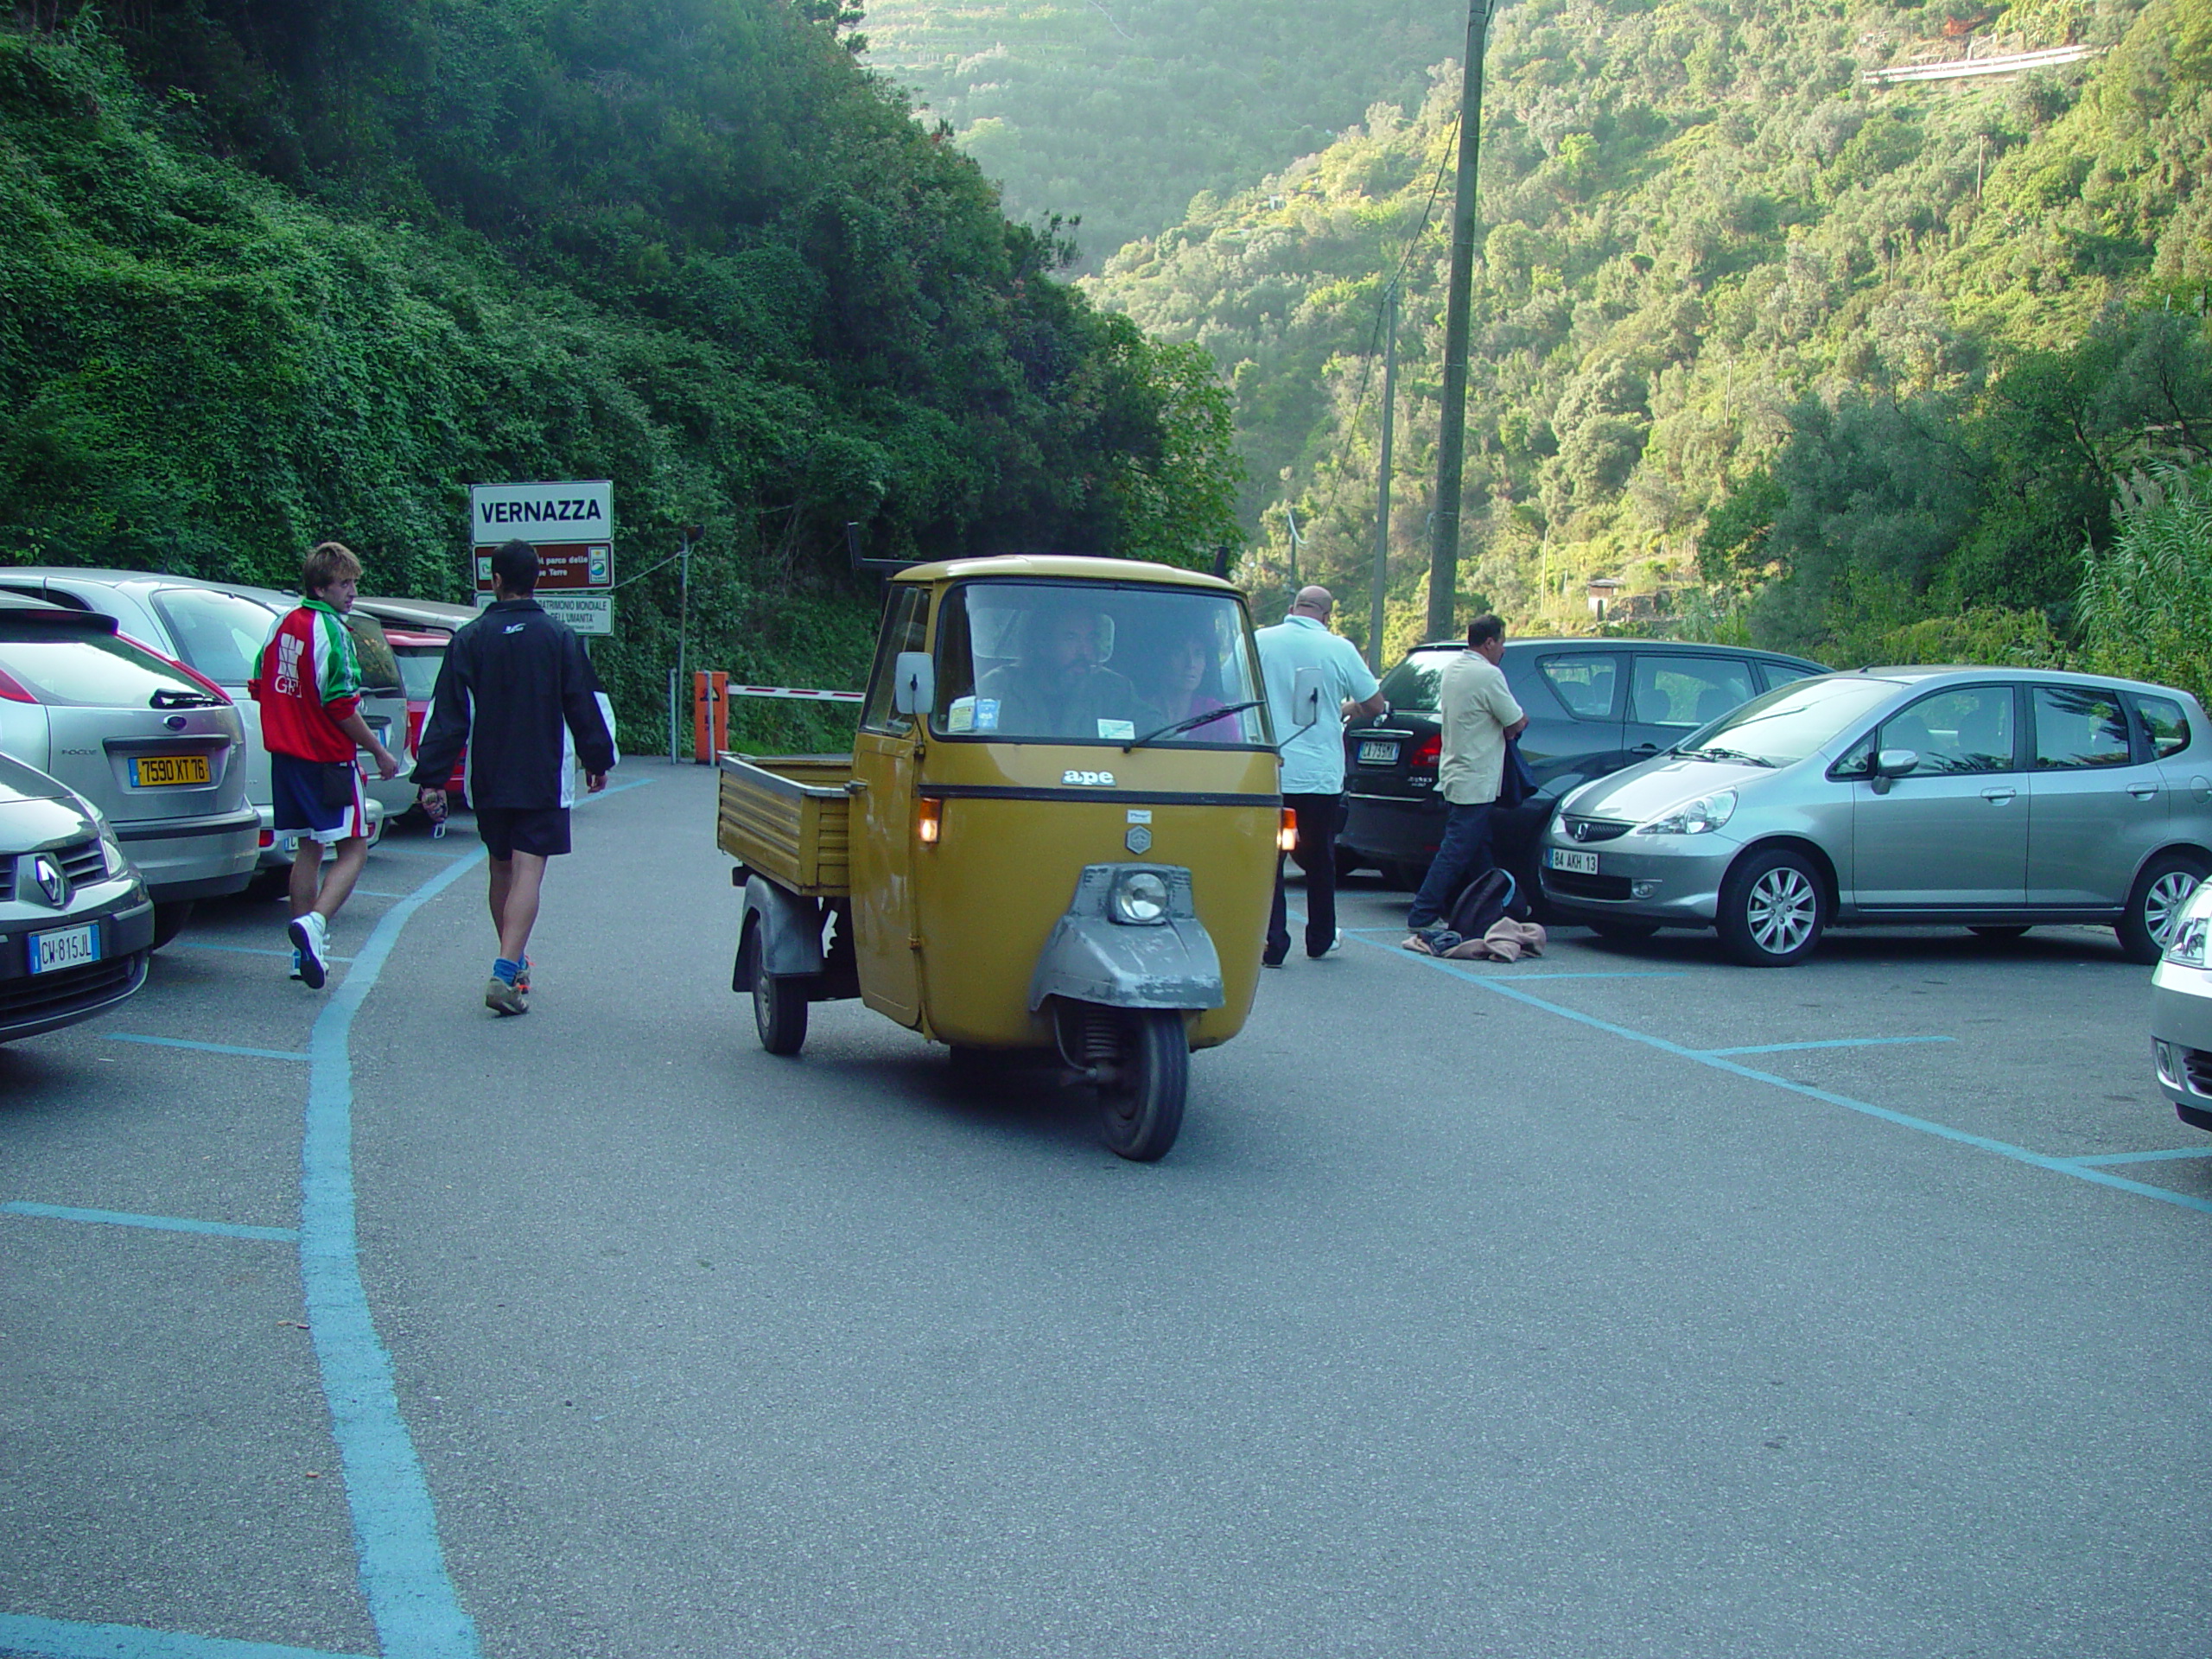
349, 889, 412, 899
105, 1034, 308, 1062
1700, 1036, 1954, 1057
169, 943, 354, 964
2067, 1147, 2212, 1166
0, 1613, 371, 1659
1345, 933, 2212, 1220
299, 849, 486, 1659
1, 1201, 296, 1243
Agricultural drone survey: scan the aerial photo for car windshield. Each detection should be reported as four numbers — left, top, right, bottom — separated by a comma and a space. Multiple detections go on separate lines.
148, 588, 283, 686
0, 626, 214, 708
931, 581, 1266, 746
391, 645, 446, 700
1675, 675, 1898, 767
1376, 649, 1466, 715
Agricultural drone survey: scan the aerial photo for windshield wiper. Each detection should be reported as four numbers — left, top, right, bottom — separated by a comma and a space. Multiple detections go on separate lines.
1680, 745, 1775, 767
1123, 698, 1264, 752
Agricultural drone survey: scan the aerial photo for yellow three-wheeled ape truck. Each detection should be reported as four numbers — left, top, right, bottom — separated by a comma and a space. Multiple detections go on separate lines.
715, 555, 1302, 1160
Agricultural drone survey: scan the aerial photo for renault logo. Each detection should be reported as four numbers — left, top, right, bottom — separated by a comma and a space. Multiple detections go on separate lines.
30, 855, 67, 906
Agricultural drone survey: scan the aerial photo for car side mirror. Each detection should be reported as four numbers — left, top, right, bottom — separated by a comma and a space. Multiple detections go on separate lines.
892, 652, 935, 716
1289, 664, 1324, 732
1869, 747, 1919, 794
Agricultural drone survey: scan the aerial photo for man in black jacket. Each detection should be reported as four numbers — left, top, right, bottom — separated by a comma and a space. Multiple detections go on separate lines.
412, 540, 618, 1014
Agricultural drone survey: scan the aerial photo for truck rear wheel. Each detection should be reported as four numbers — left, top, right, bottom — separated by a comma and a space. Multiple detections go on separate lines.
1098, 1008, 1187, 1162
741, 923, 809, 1057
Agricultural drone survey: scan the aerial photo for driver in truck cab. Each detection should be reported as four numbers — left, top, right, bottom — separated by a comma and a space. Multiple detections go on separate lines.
978, 599, 1148, 741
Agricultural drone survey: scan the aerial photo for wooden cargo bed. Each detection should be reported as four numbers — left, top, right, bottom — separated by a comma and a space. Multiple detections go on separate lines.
715, 753, 854, 896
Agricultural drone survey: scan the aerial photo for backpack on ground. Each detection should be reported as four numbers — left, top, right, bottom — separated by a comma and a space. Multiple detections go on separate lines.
1445, 867, 1528, 939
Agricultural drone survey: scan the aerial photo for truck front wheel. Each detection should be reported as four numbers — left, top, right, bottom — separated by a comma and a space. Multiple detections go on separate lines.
1097, 1008, 1187, 1162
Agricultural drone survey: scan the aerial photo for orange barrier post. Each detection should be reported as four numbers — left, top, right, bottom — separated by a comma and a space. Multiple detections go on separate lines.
693, 670, 729, 762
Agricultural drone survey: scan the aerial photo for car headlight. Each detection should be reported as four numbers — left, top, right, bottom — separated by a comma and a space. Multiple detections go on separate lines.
99, 831, 130, 880
1109, 869, 1172, 926
1634, 788, 1738, 836
2165, 887, 2212, 965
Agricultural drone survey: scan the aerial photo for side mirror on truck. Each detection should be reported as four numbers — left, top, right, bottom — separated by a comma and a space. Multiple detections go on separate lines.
1289, 664, 1324, 732
893, 652, 935, 716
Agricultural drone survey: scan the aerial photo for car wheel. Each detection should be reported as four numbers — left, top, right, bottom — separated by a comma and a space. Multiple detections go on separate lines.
1967, 925, 2032, 941
149, 901, 195, 952
2117, 852, 2209, 965
1589, 919, 1661, 941
1097, 1008, 1188, 1162
1383, 859, 1427, 892
741, 922, 809, 1056
1717, 849, 1825, 967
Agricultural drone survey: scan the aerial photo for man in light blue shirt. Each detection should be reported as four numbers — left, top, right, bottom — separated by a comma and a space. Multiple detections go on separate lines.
1256, 586, 1387, 964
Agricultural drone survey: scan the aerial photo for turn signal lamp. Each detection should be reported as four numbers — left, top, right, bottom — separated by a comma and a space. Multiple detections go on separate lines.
1278, 808, 1298, 853
916, 798, 942, 845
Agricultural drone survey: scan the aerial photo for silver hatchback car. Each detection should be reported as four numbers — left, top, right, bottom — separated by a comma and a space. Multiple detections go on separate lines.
0, 597, 257, 945
0, 570, 404, 868
1541, 667, 2212, 966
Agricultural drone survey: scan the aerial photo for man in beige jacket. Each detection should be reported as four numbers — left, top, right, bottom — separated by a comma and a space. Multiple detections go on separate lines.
1407, 613, 1528, 932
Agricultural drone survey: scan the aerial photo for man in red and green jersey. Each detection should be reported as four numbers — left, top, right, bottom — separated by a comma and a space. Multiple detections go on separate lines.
251, 540, 402, 988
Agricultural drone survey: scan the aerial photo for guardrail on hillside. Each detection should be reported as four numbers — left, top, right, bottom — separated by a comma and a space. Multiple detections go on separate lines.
1867, 43, 2102, 85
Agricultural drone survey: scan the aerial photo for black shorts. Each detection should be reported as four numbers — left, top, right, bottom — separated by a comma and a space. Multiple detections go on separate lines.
476, 805, 571, 861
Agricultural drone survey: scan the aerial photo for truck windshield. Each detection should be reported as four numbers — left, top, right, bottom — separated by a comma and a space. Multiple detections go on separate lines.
931, 581, 1267, 747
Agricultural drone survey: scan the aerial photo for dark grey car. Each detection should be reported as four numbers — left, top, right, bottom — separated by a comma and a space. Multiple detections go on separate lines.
0, 751, 156, 1039
1541, 667, 2212, 966
1339, 639, 1824, 893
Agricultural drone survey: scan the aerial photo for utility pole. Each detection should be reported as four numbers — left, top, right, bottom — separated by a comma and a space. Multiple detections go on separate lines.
1427, 0, 1495, 644
1369, 281, 1399, 673
673, 526, 694, 763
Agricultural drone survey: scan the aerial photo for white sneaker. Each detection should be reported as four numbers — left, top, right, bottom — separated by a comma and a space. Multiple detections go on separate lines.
1309, 928, 1344, 959
288, 912, 328, 989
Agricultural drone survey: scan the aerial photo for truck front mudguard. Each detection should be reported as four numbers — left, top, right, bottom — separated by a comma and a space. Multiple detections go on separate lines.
1027, 864, 1225, 1014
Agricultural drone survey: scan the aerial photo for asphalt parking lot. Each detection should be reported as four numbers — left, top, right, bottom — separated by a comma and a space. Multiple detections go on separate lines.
3, 764, 2207, 1658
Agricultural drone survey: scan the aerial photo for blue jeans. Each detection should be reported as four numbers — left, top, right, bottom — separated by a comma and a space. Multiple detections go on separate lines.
1406, 801, 1496, 930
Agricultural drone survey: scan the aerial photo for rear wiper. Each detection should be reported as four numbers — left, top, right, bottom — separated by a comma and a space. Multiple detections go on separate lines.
1123, 698, 1264, 752
150, 688, 223, 709
1681, 745, 1775, 767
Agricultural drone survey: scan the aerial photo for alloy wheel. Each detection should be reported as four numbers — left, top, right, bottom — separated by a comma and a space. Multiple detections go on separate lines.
2144, 868, 2200, 951
1747, 867, 1818, 957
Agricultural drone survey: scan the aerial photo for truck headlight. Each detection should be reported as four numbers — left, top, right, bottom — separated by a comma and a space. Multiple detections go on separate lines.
1634, 788, 1737, 836
1109, 870, 1172, 926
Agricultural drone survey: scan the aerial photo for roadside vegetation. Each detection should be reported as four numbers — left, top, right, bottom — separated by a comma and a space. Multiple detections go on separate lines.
0, 3, 1242, 750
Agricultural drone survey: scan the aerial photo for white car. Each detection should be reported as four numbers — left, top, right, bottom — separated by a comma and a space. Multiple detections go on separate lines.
2152, 877, 2212, 1135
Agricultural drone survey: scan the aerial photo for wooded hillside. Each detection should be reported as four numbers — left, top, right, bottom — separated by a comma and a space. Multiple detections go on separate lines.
860, 0, 1461, 274
1084, 0, 2211, 676
0, 2, 1242, 748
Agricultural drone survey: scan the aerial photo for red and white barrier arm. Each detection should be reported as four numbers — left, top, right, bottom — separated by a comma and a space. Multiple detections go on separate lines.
725, 683, 865, 703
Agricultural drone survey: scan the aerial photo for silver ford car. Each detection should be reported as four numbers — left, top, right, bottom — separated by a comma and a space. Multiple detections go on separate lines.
1540, 667, 2212, 966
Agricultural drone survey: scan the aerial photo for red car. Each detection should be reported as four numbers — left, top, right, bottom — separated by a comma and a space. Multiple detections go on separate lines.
355, 598, 478, 805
